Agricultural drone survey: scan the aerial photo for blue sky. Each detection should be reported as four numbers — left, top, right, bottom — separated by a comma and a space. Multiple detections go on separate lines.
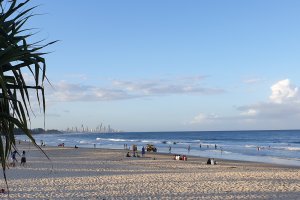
24, 0, 300, 131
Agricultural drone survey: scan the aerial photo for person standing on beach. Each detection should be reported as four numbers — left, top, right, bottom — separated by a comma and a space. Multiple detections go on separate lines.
215, 144, 217, 149
199, 144, 201, 149
11, 150, 18, 167
169, 145, 172, 153
188, 145, 191, 153
142, 146, 145, 157
20, 151, 26, 166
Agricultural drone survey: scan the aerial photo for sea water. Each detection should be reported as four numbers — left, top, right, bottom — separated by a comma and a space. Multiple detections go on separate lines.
16, 130, 300, 166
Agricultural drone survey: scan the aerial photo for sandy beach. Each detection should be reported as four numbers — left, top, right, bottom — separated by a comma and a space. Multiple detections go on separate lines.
0, 141, 299, 200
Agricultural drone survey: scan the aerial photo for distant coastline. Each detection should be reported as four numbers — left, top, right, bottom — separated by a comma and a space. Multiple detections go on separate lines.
14, 128, 62, 135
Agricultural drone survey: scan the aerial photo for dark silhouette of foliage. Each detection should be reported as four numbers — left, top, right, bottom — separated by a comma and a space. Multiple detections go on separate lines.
0, 0, 55, 189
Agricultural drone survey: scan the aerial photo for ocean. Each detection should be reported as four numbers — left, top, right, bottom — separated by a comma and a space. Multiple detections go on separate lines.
16, 130, 300, 166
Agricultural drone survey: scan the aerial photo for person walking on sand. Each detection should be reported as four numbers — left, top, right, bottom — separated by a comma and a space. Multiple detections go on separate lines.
20, 151, 26, 166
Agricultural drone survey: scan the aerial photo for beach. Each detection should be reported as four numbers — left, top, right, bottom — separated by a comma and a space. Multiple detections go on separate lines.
16, 130, 300, 167
0, 141, 300, 200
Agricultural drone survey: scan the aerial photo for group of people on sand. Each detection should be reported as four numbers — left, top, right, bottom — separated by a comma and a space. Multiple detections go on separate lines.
10, 150, 26, 167
207, 158, 217, 165
126, 146, 146, 157
125, 144, 219, 165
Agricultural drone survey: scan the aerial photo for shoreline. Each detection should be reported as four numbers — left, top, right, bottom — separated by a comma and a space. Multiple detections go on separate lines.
16, 130, 300, 168
21, 139, 300, 169
51, 144, 300, 169
12, 141, 300, 170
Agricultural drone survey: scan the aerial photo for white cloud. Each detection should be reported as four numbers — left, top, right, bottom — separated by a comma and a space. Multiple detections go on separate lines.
237, 79, 300, 120
47, 81, 133, 102
238, 103, 296, 119
269, 79, 299, 104
113, 77, 224, 96
190, 113, 219, 124
189, 79, 300, 130
45, 75, 224, 102
240, 109, 258, 116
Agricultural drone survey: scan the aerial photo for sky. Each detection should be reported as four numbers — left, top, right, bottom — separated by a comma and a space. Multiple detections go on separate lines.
21, 0, 300, 131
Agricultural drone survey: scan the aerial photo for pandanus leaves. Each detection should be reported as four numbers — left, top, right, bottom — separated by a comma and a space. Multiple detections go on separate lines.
0, 0, 55, 189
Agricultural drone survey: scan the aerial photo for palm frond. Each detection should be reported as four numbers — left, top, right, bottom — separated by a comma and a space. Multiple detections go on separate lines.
0, 0, 55, 190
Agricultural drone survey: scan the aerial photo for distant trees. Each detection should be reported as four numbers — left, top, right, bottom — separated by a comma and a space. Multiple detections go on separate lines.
0, 0, 54, 186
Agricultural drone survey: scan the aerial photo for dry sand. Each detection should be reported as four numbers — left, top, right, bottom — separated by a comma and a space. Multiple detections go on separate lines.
0, 141, 299, 199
